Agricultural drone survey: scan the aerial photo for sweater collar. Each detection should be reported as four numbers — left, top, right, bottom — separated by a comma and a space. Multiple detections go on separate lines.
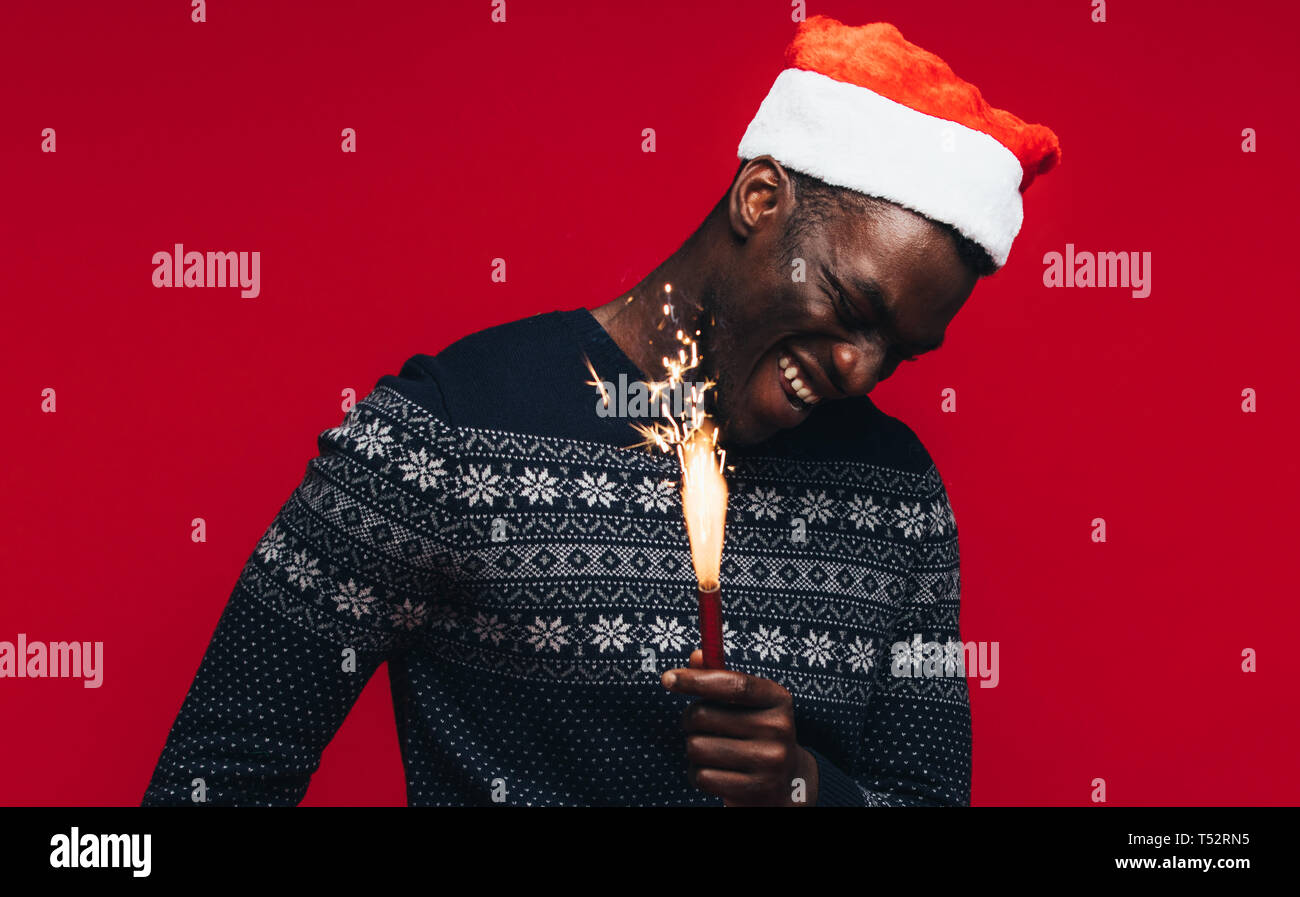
562, 306, 652, 384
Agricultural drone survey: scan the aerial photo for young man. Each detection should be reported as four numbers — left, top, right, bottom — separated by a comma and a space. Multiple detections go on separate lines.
142, 16, 1059, 807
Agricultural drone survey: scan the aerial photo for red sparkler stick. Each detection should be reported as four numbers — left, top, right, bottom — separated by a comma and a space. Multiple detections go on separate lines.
697, 585, 725, 670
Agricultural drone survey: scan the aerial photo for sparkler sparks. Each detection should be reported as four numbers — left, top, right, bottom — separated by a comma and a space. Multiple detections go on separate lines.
583, 353, 611, 411
587, 283, 731, 668
625, 286, 719, 455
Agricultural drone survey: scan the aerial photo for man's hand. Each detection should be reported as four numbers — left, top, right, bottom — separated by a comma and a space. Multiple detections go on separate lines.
661, 649, 819, 806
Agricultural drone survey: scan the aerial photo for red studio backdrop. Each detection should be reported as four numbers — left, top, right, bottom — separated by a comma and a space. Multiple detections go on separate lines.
2, 0, 1297, 807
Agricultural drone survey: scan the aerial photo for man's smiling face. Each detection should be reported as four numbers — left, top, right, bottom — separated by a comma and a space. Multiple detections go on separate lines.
703, 158, 980, 447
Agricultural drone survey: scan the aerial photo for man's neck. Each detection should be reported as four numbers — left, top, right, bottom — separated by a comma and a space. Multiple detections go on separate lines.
590, 241, 715, 382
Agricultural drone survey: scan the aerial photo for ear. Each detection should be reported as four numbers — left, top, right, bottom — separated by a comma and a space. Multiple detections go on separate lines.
728, 156, 789, 242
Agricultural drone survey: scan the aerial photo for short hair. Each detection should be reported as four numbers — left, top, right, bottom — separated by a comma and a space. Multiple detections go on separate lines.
734, 160, 998, 278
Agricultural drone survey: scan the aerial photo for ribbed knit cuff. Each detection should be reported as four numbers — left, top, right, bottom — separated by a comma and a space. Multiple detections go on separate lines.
805, 746, 867, 807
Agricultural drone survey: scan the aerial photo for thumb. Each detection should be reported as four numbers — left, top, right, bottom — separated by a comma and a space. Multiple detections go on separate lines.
688, 648, 705, 669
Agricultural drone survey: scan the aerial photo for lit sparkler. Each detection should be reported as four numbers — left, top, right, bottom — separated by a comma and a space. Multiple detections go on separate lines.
589, 284, 731, 669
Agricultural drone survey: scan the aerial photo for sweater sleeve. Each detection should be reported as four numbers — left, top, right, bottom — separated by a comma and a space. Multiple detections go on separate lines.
811, 466, 971, 807
141, 357, 459, 806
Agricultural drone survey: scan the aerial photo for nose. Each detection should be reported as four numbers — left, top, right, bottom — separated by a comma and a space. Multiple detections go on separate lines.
831, 339, 890, 396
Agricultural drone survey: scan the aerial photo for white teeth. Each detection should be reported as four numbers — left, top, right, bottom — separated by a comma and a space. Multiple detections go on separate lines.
778, 351, 822, 405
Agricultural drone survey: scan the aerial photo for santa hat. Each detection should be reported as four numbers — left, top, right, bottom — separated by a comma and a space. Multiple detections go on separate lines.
736, 17, 1061, 269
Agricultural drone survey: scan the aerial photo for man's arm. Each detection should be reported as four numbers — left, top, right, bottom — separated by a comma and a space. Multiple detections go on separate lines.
809, 469, 970, 806
142, 364, 454, 805
664, 466, 970, 807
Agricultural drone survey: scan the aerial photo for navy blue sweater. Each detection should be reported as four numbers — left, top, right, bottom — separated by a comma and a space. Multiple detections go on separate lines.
142, 309, 970, 806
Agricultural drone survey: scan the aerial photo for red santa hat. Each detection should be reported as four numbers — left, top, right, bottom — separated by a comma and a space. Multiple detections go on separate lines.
737, 16, 1061, 269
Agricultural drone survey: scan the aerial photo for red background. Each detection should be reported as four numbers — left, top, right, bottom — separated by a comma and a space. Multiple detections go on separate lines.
2, 0, 1296, 806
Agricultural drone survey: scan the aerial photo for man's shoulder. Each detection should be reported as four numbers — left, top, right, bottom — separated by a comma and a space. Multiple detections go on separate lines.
397, 309, 568, 382
368, 310, 609, 437
435, 310, 571, 366
768, 395, 939, 478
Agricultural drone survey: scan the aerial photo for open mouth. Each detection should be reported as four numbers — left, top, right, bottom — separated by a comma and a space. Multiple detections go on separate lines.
777, 349, 822, 411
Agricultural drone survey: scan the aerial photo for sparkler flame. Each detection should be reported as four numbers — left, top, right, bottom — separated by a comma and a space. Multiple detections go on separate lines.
680, 420, 728, 591
591, 284, 731, 588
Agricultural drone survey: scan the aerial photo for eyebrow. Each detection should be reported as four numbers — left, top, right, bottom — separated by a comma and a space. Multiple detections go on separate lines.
828, 269, 946, 355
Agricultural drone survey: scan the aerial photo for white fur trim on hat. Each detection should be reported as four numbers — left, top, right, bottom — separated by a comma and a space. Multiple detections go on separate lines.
737, 67, 1026, 268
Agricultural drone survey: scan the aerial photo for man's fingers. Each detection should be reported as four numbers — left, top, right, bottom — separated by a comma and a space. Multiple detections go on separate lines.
684, 734, 760, 771
681, 701, 791, 740
660, 668, 789, 708
685, 734, 790, 774
687, 649, 704, 669
687, 767, 771, 804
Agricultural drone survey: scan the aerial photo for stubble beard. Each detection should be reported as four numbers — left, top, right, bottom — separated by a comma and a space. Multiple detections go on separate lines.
695, 281, 742, 441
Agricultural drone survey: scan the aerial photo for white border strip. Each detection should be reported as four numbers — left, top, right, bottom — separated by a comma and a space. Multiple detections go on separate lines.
737, 68, 1025, 268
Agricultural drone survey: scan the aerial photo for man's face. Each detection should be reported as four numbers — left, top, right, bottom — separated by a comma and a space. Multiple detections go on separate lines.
703, 174, 979, 447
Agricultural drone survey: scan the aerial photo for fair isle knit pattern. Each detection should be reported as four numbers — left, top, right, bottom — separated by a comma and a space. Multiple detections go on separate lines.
142, 310, 969, 806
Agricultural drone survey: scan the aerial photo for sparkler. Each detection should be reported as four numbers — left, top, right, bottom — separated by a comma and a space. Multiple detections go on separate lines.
590, 284, 731, 669
679, 420, 728, 669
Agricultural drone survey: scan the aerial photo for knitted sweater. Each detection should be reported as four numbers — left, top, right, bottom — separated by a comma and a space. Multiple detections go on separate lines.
141, 309, 970, 806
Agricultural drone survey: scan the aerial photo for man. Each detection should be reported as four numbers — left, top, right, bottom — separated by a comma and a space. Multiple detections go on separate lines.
142, 16, 1059, 807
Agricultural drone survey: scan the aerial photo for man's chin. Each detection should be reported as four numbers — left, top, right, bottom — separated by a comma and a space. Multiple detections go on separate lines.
718, 385, 816, 447
715, 402, 784, 448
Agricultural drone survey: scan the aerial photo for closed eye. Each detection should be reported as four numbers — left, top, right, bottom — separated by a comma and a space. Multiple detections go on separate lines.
830, 287, 868, 330
829, 287, 920, 361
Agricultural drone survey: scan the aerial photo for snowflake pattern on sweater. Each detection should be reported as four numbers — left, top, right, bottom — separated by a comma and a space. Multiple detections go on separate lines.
142, 310, 970, 807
